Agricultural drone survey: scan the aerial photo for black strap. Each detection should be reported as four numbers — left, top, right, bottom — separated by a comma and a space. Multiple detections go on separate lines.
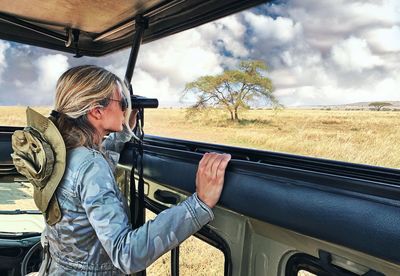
129, 150, 137, 225
50, 109, 61, 119
133, 107, 145, 229
129, 107, 146, 276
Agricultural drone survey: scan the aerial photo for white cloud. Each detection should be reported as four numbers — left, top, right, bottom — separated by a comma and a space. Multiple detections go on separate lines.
277, 78, 400, 107
374, 72, 400, 98
0, 41, 9, 82
244, 13, 302, 47
366, 25, 400, 52
35, 54, 69, 93
239, 0, 400, 107
138, 29, 222, 85
23, 54, 70, 105
330, 37, 383, 72
270, 63, 332, 90
74, 26, 226, 107
97, 26, 224, 106
350, 0, 400, 25
199, 14, 249, 58
132, 69, 176, 106
14, 80, 23, 87
272, 0, 400, 53
105, 64, 126, 81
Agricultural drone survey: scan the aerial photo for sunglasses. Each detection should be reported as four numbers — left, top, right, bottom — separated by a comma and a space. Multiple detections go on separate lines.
107, 97, 128, 112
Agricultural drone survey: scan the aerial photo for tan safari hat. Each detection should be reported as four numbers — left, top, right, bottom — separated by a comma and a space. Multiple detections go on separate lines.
11, 107, 66, 225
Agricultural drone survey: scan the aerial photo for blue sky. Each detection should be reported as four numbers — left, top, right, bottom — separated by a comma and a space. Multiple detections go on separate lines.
0, 0, 399, 107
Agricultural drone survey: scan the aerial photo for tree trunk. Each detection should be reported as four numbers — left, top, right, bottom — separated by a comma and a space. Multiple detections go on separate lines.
229, 110, 234, 120
234, 108, 239, 121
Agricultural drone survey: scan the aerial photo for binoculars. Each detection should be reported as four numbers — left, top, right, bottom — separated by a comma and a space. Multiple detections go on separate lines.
131, 95, 158, 109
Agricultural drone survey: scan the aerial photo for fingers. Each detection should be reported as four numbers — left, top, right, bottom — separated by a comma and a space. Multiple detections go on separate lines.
199, 153, 229, 178
198, 152, 210, 168
205, 153, 221, 177
210, 155, 224, 179
196, 152, 231, 208
197, 153, 210, 183
198, 152, 231, 183
209, 154, 230, 180
216, 154, 231, 179
197, 153, 213, 183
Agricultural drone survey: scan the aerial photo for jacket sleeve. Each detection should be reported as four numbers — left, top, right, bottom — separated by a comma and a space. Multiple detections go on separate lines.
102, 124, 133, 153
78, 156, 214, 274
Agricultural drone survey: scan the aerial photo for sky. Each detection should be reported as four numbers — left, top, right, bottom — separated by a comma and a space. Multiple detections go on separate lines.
0, 0, 399, 107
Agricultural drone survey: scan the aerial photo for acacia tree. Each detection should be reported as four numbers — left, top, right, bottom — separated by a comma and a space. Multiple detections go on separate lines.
182, 60, 279, 121
368, 102, 392, 111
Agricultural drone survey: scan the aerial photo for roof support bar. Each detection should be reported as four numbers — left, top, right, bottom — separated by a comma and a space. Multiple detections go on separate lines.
123, 15, 158, 108
125, 15, 150, 276
124, 15, 148, 86
0, 12, 67, 43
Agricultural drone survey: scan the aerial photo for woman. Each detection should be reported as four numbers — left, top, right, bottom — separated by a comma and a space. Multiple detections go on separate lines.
39, 65, 231, 275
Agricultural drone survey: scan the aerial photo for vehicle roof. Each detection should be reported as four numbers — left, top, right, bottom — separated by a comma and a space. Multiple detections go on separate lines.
0, 0, 266, 57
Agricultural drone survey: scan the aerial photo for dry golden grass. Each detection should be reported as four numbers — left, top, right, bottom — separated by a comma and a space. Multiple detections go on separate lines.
2, 106, 399, 168
0, 106, 50, 126
146, 210, 225, 276
143, 108, 400, 169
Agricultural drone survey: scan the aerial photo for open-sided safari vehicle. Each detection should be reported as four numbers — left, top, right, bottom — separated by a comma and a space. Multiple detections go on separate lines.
0, 0, 399, 275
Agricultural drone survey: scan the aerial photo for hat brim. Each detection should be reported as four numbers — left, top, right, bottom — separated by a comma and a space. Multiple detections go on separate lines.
26, 107, 66, 213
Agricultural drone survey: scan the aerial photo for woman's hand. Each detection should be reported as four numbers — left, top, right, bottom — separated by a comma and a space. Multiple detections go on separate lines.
196, 152, 231, 208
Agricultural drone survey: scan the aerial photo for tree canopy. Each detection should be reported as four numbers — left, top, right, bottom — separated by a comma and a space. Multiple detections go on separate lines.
368, 102, 392, 111
182, 60, 279, 121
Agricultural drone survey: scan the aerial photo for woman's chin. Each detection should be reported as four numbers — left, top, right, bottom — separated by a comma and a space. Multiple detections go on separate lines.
112, 127, 123, 133
105, 125, 123, 134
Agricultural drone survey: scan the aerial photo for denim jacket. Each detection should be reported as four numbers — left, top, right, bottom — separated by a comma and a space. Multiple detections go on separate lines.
41, 127, 214, 275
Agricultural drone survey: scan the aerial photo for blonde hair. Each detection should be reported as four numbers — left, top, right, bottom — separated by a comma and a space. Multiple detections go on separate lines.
54, 65, 132, 149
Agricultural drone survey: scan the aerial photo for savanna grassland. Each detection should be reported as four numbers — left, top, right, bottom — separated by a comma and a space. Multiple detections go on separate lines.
145, 108, 400, 169
1, 106, 399, 168
2, 106, 398, 275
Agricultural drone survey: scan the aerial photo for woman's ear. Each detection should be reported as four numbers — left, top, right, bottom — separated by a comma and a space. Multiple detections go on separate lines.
88, 107, 103, 120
